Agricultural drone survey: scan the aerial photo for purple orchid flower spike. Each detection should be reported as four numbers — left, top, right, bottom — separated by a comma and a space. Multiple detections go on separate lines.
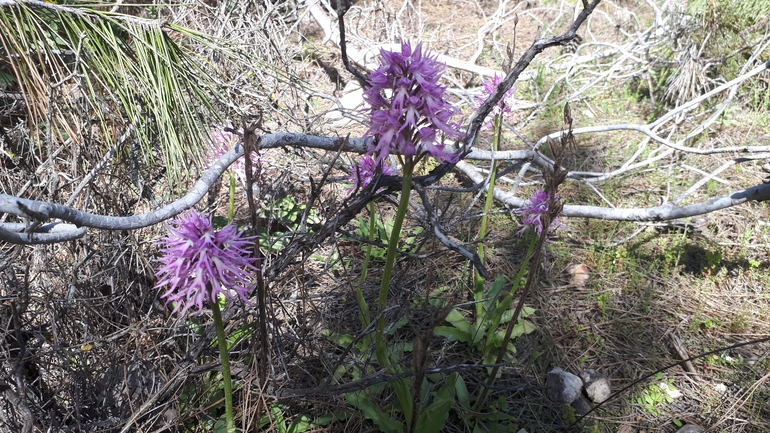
206, 123, 260, 188
154, 209, 259, 316
363, 42, 464, 165
348, 155, 398, 194
516, 189, 564, 236
476, 74, 516, 130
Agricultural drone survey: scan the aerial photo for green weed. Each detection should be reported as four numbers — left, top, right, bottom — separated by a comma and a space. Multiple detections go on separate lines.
351, 216, 424, 261
258, 404, 348, 433
434, 277, 537, 368
636, 373, 680, 416
257, 196, 321, 253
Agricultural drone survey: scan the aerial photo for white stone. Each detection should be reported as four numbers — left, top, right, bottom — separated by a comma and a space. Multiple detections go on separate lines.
579, 369, 611, 403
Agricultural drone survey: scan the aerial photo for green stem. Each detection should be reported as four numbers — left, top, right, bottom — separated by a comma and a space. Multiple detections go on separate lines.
484, 236, 537, 345
373, 160, 415, 427
375, 159, 413, 364
227, 172, 236, 223
474, 114, 502, 321
212, 299, 236, 433
474, 231, 547, 412
355, 202, 376, 328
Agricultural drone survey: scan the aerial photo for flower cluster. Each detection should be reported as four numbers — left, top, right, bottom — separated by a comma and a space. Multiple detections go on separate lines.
207, 123, 260, 187
515, 189, 562, 236
476, 75, 515, 130
364, 42, 463, 164
348, 154, 398, 193
154, 210, 258, 316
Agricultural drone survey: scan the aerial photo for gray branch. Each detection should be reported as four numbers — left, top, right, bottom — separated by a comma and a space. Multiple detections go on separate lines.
3, 132, 770, 244
0, 223, 87, 245
563, 184, 770, 221
453, 160, 770, 221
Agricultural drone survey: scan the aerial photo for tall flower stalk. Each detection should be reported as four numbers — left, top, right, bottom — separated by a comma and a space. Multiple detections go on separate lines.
474, 103, 571, 409
362, 42, 462, 365
473, 187, 562, 410
473, 75, 515, 321
360, 42, 462, 427
206, 123, 261, 222
349, 155, 397, 328
154, 210, 258, 432
473, 113, 501, 323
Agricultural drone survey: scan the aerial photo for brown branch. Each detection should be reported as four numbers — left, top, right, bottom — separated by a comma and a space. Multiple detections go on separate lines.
336, 0, 369, 87
462, 0, 602, 154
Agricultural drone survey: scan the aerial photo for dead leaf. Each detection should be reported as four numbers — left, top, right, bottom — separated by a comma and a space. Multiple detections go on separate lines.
567, 263, 590, 289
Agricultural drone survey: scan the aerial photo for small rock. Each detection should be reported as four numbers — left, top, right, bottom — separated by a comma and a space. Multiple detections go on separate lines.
546, 368, 582, 404
571, 397, 591, 416
675, 425, 705, 433
580, 369, 611, 403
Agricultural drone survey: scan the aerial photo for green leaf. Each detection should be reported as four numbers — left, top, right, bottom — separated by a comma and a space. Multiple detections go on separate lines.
484, 277, 507, 312
513, 320, 536, 337
451, 373, 470, 410
385, 341, 413, 360
499, 308, 514, 324
277, 410, 354, 433
444, 309, 472, 334
211, 215, 230, 229
0, 69, 16, 89
272, 405, 286, 421
315, 411, 353, 426
415, 380, 453, 433
492, 320, 536, 343
214, 416, 230, 433
434, 326, 471, 344
393, 379, 413, 426
258, 405, 288, 432
471, 320, 488, 346
385, 318, 409, 335
484, 348, 497, 363
322, 329, 354, 347
286, 415, 313, 433
475, 410, 515, 422
520, 306, 536, 318
333, 364, 350, 382
345, 392, 404, 433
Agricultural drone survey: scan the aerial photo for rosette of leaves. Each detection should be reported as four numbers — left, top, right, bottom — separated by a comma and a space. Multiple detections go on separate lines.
435, 277, 536, 366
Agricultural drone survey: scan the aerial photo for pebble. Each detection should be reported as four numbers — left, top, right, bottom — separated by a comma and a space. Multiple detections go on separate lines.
571, 397, 591, 415
580, 369, 612, 403
546, 367, 582, 404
